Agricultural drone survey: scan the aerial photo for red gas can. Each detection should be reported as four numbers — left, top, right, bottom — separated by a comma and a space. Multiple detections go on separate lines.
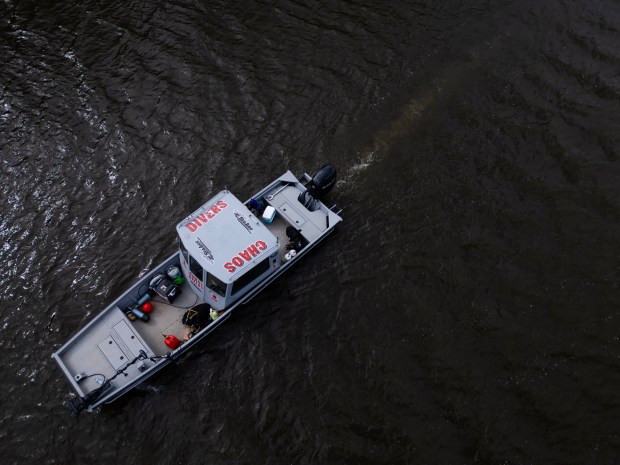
163, 334, 181, 350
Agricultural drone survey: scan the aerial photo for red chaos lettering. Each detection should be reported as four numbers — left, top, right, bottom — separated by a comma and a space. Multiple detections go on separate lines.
224, 240, 267, 273
185, 200, 228, 233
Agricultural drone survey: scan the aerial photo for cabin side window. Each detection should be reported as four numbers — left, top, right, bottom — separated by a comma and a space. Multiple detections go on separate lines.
232, 258, 271, 295
189, 254, 204, 281
206, 273, 227, 297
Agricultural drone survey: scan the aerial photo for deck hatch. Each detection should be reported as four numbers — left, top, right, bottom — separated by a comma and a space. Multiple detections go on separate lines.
113, 320, 148, 358
279, 203, 305, 227
97, 336, 129, 370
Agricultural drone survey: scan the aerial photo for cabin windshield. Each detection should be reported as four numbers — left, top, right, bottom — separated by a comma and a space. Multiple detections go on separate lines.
231, 257, 271, 295
189, 254, 204, 281
206, 273, 226, 296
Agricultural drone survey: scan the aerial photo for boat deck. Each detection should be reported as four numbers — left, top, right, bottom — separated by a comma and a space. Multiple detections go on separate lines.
263, 184, 330, 243
263, 213, 291, 259
131, 281, 201, 356
61, 312, 153, 395
57, 278, 201, 397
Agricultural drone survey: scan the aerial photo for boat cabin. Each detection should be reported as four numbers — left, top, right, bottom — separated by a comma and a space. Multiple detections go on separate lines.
176, 191, 280, 310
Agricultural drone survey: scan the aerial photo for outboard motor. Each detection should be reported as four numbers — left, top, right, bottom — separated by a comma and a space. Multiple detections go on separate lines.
298, 164, 337, 211
308, 164, 337, 198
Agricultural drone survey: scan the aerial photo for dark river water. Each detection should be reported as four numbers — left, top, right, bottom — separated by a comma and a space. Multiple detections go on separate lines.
2, 0, 620, 463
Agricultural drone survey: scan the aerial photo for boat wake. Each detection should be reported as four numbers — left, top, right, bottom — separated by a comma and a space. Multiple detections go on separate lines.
338, 50, 484, 190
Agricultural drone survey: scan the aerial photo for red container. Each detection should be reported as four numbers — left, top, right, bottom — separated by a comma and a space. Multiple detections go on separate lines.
163, 334, 181, 350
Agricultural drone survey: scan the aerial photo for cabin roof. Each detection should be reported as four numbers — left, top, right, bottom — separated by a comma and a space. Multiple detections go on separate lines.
176, 190, 278, 282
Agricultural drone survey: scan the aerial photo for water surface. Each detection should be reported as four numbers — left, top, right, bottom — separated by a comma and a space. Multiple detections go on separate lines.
1, 0, 619, 463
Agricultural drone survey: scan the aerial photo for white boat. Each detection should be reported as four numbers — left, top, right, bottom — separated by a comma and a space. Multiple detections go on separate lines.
52, 166, 342, 414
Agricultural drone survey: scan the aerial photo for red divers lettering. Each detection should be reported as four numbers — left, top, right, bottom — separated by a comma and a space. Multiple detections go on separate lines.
224, 240, 267, 273
185, 200, 227, 233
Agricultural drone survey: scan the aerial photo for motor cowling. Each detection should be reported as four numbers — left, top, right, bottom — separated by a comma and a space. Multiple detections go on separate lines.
308, 164, 337, 198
